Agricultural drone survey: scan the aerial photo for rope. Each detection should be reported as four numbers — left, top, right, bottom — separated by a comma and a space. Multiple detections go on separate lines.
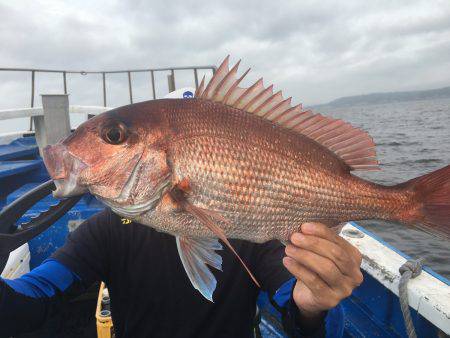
398, 258, 424, 338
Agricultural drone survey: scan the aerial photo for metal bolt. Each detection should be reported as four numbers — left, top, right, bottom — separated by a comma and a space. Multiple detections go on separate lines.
342, 228, 365, 238
100, 310, 111, 317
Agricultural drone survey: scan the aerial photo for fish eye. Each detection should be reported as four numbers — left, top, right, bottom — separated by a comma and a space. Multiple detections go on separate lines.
101, 123, 128, 145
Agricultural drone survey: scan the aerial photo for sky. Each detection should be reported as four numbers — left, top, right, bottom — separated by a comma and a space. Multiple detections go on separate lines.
0, 0, 449, 114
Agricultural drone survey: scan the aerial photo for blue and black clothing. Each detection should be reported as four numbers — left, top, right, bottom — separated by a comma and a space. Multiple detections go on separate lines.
1, 208, 336, 337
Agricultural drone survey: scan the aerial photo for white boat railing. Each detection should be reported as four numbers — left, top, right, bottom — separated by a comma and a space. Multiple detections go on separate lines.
0, 88, 197, 150
0, 93, 117, 153
0, 105, 112, 121
340, 222, 450, 335
0, 64, 216, 130
0, 65, 215, 107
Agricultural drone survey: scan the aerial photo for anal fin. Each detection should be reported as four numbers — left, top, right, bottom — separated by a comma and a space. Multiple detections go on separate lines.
176, 236, 223, 302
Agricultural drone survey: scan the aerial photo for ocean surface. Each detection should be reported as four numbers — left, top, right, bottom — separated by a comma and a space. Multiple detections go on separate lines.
315, 97, 450, 279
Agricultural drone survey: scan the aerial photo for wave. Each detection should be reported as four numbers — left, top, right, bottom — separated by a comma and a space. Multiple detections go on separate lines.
377, 141, 420, 146
400, 158, 443, 165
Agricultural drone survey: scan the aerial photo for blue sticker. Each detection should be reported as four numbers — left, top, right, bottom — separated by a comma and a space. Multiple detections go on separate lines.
183, 91, 194, 98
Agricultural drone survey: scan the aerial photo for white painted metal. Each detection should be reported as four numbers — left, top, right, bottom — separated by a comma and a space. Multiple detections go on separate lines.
1, 244, 30, 279
0, 105, 113, 121
34, 95, 71, 154
163, 87, 195, 99
0, 107, 43, 121
340, 223, 450, 334
0, 105, 113, 147
68, 105, 113, 115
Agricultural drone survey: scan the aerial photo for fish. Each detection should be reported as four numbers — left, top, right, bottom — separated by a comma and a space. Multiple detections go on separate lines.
42, 56, 450, 302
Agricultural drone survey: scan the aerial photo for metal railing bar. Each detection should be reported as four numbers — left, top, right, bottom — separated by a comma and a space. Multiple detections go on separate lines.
0, 106, 114, 121
1, 64, 217, 130
127, 71, 133, 104
171, 69, 175, 91
102, 72, 107, 107
194, 68, 199, 89
30, 70, 35, 108
29, 70, 35, 130
150, 70, 156, 100
63, 71, 67, 94
0, 65, 216, 74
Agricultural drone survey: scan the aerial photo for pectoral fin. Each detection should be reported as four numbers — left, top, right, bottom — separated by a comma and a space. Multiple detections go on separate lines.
179, 199, 261, 289
170, 180, 261, 298
176, 236, 223, 302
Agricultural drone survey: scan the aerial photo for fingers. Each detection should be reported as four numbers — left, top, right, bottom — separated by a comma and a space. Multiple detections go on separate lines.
285, 243, 350, 291
283, 257, 329, 295
287, 222, 364, 291
300, 222, 337, 242
300, 222, 363, 267
285, 222, 365, 312
290, 232, 356, 278
283, 257, 345, 309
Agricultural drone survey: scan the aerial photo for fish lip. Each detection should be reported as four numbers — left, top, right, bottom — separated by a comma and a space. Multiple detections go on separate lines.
43, 144, 69, 180
52, 157, 88, 198
43, 144, 89, 198
53, 178, 88, 198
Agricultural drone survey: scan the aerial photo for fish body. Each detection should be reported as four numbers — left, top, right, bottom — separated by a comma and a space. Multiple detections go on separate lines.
43, 56, 450, 301
131, 98, 409, 243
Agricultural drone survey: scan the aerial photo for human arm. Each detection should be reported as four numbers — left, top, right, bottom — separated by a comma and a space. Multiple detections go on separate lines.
0, 259, 85, 336
0, 209, 111, 337
252, 238, 329, 337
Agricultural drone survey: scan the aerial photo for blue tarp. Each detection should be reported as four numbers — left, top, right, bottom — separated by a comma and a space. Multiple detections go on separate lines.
0, 160, 42, 178
0, 137, 38, 161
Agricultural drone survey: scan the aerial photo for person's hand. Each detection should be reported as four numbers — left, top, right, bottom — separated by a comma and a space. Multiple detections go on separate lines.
283, 222, 363, 318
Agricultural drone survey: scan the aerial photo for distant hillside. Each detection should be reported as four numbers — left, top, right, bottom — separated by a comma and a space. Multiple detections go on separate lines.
319, 86, 450, 107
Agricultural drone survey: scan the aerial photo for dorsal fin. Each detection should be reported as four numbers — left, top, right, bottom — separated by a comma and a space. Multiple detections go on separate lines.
196, 56, 379, 171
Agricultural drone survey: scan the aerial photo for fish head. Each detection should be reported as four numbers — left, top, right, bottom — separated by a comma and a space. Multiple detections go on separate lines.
43, 102, 171, 214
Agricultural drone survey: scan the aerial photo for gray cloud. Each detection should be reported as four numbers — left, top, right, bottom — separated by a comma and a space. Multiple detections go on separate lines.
0, 0, 449, 113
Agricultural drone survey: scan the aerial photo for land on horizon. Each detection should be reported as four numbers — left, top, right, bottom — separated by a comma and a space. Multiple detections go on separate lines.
312, 86, 450, 108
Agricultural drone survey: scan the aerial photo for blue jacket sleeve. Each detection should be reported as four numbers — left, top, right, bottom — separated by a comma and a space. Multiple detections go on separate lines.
0, 259, 85, 337
273, 277, 344, 338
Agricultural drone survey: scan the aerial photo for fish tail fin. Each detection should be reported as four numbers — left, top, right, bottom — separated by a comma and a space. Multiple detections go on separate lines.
397, 164, 450, 239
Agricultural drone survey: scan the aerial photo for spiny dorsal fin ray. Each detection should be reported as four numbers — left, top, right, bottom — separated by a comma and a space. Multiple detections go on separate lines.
196, 56, 380, 171
212, 60, 241, 102
203, 55, 230, 99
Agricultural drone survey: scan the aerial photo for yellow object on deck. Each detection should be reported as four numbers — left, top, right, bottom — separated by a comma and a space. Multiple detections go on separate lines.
96, 282, 114, 338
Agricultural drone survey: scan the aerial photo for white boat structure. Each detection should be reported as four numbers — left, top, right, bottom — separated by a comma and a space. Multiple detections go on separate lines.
0, 65, 448, 337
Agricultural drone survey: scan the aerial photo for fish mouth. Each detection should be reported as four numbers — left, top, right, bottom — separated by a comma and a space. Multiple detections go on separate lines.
43, 144, 88, 198
52, 177, 87, 199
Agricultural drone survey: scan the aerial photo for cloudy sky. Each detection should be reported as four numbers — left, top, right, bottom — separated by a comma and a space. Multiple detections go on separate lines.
0, 0, 449, 112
